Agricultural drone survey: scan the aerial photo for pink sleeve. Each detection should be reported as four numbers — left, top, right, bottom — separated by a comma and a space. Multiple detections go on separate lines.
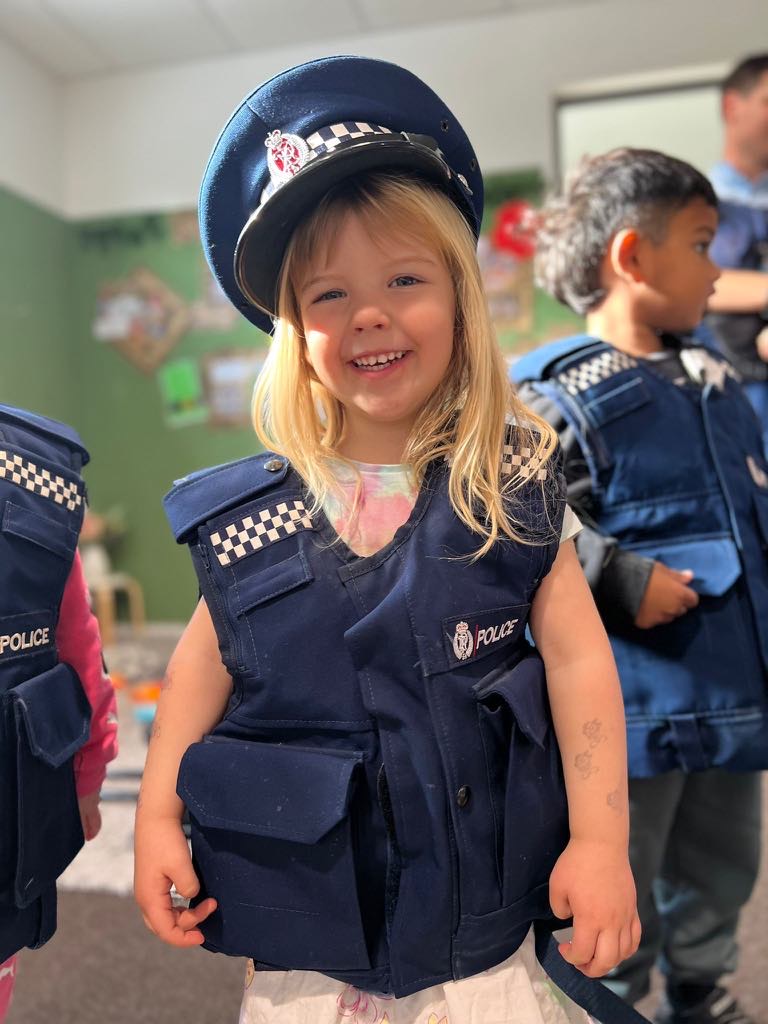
56, 551, 118, 798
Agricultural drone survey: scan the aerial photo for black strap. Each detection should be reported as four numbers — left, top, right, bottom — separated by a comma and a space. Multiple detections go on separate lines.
534, 922, 651, 1023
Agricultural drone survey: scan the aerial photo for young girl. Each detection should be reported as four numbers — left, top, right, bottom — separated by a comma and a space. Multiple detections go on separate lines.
134, 56, 643, 1024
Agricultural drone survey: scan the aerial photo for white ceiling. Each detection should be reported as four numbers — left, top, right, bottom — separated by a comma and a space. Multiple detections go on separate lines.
0, 0, 608, 80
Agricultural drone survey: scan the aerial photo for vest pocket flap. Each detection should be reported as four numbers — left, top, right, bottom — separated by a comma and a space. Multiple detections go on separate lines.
235, 550, 313, 615
2, 500, 77, 559
177, 738, 362, 843
632, 537, 742, 596
6, 662, 91, 768
474, 652, 549, 747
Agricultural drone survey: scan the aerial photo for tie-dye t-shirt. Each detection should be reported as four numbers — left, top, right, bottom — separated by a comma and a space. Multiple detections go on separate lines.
322, 460, 579, 557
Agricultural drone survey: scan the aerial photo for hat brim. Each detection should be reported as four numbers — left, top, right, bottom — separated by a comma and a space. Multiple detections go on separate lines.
234, 135, 474, 321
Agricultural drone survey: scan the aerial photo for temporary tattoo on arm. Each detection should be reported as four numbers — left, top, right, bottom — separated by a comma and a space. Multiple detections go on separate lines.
583, 719, 606, 749
160, 667, 175, 692
606, 787, 623, 814
574, 750, 599, 780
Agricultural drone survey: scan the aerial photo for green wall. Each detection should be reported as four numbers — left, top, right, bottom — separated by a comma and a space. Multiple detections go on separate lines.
68, 215, 269, 621
0, 188, 79, 423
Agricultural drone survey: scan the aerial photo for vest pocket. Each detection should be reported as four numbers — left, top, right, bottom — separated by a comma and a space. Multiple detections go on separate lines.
177, 737, 371, 971
2, 662, 90, 911
474, 652, 568, 907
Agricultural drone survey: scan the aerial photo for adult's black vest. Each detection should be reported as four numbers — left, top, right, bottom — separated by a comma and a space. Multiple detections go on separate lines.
0, 405, 92, 963
512, 336, 768, 778
166, 445, 650, 1022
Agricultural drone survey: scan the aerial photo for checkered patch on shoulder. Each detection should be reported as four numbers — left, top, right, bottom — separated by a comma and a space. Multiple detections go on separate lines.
557, 349, 637, 395
501, 441, 548, 481
209, 500, 313, 566
0, 449, 84, 511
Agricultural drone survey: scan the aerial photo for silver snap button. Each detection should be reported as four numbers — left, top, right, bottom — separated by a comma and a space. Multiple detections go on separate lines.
264, 458, 284, 472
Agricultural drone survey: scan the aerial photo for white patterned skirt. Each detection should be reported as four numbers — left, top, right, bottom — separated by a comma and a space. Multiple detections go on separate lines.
239, 929, 595, 1024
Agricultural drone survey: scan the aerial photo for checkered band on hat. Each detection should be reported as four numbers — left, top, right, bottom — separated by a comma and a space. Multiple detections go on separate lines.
209, 500, 313, 566
557, 350, 638, 396
260, 123, 393, 206
0, 449, 84, 511
501, 443, 548, 481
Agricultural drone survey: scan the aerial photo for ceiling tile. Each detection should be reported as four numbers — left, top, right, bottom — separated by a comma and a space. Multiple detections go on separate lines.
356, 0, 506, 31
0, 0, 109, 77
202, 0, 366, 52
44, 0, 233, 71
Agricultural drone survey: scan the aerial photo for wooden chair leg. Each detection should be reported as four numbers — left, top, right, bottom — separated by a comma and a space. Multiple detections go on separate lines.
124, 578, 145, 634
94, 586, 115, 647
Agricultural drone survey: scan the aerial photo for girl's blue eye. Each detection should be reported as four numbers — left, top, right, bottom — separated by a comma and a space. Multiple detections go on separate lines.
391, 275, 420, 287
314, 288, 345, 303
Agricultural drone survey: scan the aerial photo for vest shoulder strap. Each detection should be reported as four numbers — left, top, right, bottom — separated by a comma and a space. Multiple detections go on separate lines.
0, 403, 89, 465
164, 453, 291, 543
510, 335, 607, 385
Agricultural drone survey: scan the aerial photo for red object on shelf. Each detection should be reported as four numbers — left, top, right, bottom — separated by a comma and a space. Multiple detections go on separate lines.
490, 200, 538, 261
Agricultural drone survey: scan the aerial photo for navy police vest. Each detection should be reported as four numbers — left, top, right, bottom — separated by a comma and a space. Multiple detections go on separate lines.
0, 405, 92, 963
165, 447, 652, 1023
512, 336, 768, 777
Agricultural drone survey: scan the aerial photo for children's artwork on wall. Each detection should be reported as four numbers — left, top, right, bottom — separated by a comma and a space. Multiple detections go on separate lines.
202, 348, 265, 427
189, 260, 240, 333
91, 267, 190, 374
481, 170, 584, 353
157, 357, 209, 428
168, 210, 200, 246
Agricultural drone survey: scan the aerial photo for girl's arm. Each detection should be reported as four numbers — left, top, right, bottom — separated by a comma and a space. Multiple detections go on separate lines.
529, 539, 641, 978
134, 598, 233, 947
57, 551, 118, 840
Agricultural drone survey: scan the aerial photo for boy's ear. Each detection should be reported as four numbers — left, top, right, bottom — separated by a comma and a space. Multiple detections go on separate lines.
608, 228, 643, 283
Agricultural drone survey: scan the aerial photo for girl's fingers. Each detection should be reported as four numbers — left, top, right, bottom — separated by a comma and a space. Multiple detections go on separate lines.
177, 898, 217, 930
559, 923, 598, 967
582, 929, 620, 978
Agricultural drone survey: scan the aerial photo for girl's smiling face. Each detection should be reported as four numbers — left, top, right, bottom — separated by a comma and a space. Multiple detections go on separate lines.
298, 210, 456, 460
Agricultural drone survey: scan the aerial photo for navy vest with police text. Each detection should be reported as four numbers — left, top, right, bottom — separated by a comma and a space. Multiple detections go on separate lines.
512, 336, 768, 777
0, 405, 92, 963
165, 445, 652, 1023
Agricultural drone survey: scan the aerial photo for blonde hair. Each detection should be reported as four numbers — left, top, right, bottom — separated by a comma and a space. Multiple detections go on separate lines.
252, 172, 558, 556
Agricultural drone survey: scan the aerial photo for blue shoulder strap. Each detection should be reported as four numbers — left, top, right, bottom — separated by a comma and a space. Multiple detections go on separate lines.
510, 335, 604, 385
0, 403, 90, 465
164, 453, 290, 543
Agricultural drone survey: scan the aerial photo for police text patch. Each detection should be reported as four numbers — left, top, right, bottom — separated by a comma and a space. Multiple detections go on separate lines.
443, 605, 528, 667
0, 611, 56, 662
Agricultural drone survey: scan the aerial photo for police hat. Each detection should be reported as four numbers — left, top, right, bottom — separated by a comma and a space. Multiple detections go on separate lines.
199, 55, 483, 334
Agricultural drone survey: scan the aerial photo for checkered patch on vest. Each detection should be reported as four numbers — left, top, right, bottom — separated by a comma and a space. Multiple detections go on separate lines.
557, 350, 637, 395
0, 450, 84, 511
501, 442, 547, 480
209, 500, 313, 566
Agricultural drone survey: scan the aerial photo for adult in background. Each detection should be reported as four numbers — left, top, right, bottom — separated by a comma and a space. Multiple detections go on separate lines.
707, 54, 768, 447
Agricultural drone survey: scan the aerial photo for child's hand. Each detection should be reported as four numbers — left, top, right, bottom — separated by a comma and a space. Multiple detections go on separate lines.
634, 562, 699, 629
549, 837, 641, 978
134, 816, 217, 948
78, 791, 102, 841
757, 324, 768, 363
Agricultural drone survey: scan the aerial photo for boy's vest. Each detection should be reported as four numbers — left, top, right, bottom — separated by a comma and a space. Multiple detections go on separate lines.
165, 448, 649, 1022
512, 336, 768, 777
0, 405, 92, 963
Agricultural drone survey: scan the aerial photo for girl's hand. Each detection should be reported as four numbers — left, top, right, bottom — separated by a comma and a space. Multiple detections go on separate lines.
634, 562, 699, 629
134, 815, 217, 948
549, 837, 641, 978
78, 791, 102, 841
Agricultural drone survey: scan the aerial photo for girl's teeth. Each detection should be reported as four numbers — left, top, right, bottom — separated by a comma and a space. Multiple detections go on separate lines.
355, 351, 404, 368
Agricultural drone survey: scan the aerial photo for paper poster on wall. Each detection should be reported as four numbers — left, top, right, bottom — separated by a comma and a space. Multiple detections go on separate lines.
157, 357, 209, 428
481, 170, 583, 353
91, 267, 190, 373
189, 261, 240, 333
203, 349, 265, 427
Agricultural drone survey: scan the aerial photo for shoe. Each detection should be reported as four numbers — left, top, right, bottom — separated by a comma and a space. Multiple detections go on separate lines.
655, 986, 756, 1024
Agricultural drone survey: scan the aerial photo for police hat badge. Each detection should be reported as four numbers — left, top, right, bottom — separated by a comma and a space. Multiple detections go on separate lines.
199, 55, 483, 335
